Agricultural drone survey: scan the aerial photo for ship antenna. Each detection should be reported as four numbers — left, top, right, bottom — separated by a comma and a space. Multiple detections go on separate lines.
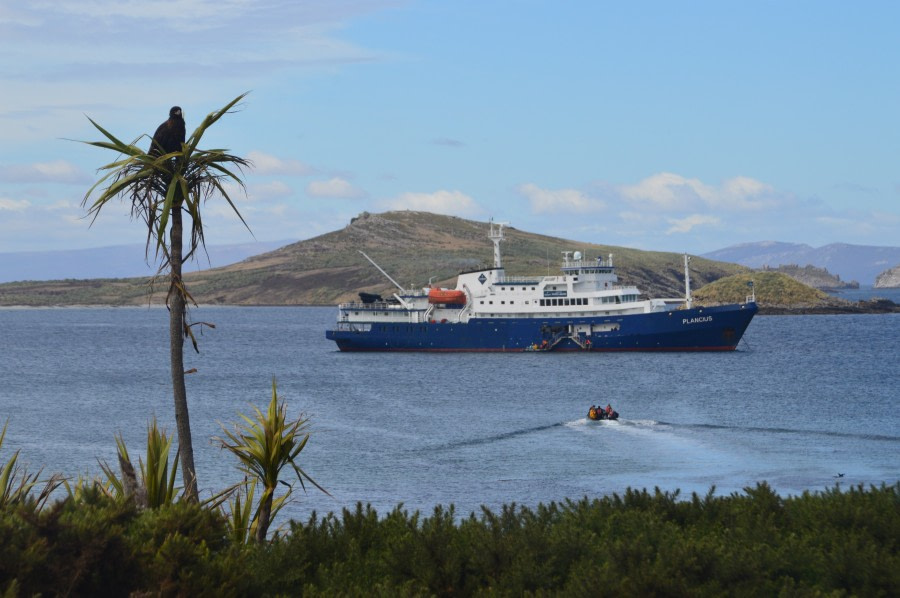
489, 219, 507, 268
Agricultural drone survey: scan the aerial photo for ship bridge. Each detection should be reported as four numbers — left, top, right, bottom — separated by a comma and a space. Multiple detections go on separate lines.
559, 251, 619, 291
560, 251, 616, 275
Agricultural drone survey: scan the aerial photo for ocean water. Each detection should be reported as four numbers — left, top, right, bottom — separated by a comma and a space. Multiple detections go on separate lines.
825, 285, 900, 302
0, 306, 897, 523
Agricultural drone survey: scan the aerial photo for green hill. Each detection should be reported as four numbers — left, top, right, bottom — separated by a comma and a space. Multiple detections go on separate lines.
0, 211, 864, 311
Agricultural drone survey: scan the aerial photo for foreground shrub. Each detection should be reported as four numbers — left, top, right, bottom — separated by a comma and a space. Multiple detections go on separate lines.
1, 483, 898, 596
0, 486, 139, 596
0, 488, 250, 596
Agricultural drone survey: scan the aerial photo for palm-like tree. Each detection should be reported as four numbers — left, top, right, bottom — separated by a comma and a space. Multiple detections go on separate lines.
81, 94, 251, 501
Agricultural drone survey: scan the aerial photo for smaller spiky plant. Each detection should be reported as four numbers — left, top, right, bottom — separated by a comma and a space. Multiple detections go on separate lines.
99, 418, 180, 509
0, 419, 61, 512
217, 379, 329, 542
222, 478, 259, 544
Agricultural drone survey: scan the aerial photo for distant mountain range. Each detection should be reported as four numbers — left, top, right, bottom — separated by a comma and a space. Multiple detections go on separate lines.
0, 241, 295, 284
701, 242, 900, 285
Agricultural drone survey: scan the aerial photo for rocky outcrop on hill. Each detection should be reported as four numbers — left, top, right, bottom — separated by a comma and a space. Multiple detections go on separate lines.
874, 265, 900, 288
759, 264, 858, 290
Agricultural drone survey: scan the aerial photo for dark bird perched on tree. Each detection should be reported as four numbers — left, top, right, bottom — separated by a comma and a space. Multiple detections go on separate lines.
149, 106, 186, 157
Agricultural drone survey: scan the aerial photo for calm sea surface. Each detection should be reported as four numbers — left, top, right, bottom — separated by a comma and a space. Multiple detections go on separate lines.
825, 286, 900, 302
1, 307, 897, 522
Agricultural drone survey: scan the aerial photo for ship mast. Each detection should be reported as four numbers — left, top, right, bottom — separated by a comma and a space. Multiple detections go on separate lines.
684, 254, 693, 309
489, 220, 507, 268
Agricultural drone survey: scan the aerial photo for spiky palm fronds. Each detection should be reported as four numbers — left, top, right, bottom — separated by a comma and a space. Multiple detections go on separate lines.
222, 478, 259, 544
99, 419, 180, 509
217, 379, 329, 542
0, 419, 62, 512
81, 93, 251, 272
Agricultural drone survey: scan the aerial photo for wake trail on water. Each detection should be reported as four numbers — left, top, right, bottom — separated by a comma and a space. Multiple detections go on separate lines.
425, 422, 568, 452
427, 418, 667, 452
420, 417, 897, 455
660, 421, 900, 443
566, 418, 664, 431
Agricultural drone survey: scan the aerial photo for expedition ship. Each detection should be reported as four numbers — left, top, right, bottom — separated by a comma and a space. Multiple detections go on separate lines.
325, 222, 757, 352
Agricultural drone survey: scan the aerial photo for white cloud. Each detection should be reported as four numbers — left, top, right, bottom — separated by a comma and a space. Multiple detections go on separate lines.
621, 173, 712, 211
307, 177, 364, 199
19, 1, 393, 36
247, 151, 316, 176
0, 160, 89, 184
0, 5, 40, 26
518, 183, 605, 213
248, 180, 293, 201
666, 214, 721, 234
0, 197, 30, 211
618, 210, 657, 225
718, 176, 779, 210
620, 172, 784, 212
38, 0, 251, 27
381, 190, 484, 217
47, 200, 76, 211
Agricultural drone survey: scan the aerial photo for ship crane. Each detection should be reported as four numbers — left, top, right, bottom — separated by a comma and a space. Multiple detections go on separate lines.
359, 250, 404, 292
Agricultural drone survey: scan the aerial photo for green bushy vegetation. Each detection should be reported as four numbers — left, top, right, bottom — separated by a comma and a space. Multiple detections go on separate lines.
694, 271, 832, 306
2, 483, 897, 595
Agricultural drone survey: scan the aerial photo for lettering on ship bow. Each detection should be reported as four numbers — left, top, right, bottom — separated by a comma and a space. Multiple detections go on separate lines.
682, 316, 713, 325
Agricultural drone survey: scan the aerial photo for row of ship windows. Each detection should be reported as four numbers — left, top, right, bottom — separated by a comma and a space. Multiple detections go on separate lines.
496, 279, 609, 292
541, 298, 588, 306
478, 295, 637, 307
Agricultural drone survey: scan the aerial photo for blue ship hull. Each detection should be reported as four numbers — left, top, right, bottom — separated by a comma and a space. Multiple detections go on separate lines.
326, 302, 758, 352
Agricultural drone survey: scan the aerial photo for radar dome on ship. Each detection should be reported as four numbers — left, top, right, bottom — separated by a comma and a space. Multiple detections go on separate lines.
574, 251, 582, 260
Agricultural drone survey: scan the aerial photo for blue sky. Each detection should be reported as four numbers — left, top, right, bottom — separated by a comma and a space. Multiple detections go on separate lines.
1, 0, 898, 257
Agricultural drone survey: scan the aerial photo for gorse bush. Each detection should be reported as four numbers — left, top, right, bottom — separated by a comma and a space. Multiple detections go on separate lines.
1, 483, 898, 595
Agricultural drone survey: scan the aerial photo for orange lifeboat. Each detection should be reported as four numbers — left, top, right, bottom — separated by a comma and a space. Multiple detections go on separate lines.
428, 288, 467, 305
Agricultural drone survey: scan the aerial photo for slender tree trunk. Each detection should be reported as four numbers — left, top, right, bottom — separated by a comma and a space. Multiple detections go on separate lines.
256, 492, 273, 543
169, 201, 199, 501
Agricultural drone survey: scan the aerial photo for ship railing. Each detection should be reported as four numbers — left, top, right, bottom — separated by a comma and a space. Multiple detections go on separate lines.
547, 330, 570, 349
562, 258, 613, 268
333, 322, 372, 332
339, 300, 408, 310
497, 275, 543, 284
